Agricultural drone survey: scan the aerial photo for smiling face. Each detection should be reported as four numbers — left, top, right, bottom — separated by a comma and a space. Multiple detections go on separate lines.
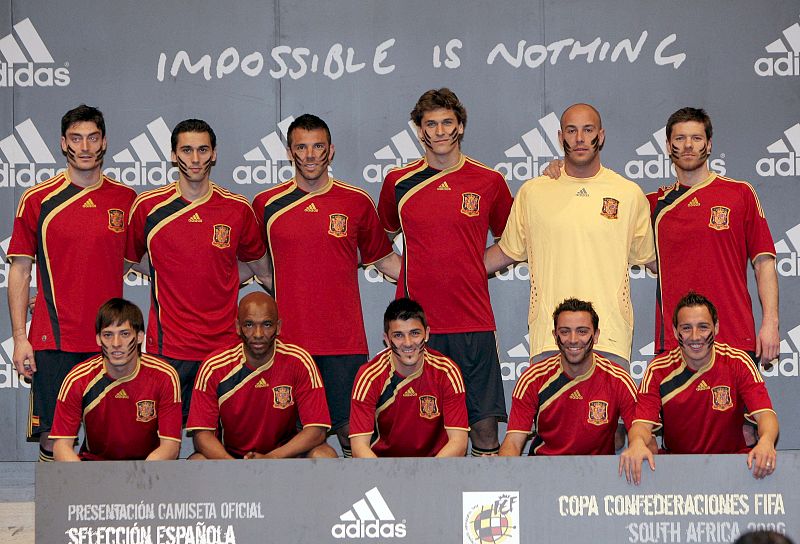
384, 317, 430, 376
287, 127, 333, 186
553, 310, 599, 375
61, 121, 107, 173
674, 305, 718, 369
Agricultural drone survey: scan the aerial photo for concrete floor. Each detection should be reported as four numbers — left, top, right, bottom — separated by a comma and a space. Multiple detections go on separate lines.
0, 463, 34, 544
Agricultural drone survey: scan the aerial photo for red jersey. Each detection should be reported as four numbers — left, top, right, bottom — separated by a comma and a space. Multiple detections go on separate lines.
635, 343, 775, 454
252, 178, 392, 355
378, 155, 513, 333
126, 182, 265, 360
7, 173, 135, 352
186, 340, 330, 457
50, 354, 182, 460
649, 174, 775, 352
507, 353, 637, 455
350, 348, 469, 457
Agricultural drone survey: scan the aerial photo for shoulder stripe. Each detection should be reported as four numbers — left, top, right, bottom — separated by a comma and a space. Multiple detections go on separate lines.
332, 179, 378, 204
426, 354, 465, 394
130, 184, 176, 211
196, 345, 244, 390
141, 355, 182, 402
353, 352, 391, 401
15, 173, 67, 216
277, 342, 323, 388
57, 356, 103, 400
212, 184, 251, 206
512, 357, 559, 399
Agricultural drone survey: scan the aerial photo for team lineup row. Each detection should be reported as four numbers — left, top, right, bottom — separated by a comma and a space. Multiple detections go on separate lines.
6, 89, 779, 471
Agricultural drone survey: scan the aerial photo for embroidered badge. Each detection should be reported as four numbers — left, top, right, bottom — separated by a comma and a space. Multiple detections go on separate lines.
461, 192, 481, 217
328, 213, 348, 237
587, 400, 609, 425
136, 400, 156, 422
419, 395, 440, 419
108, 209, 125, 233
709, 206, 730, 230
711, 386, 733, 411
273, 385, 294, 409
212, 224, 232, 248
600, 197, 619, 219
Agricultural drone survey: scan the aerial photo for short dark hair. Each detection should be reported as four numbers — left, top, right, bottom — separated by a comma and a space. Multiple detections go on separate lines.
171, 119, 216, 152
672, 291, 718, 328
553, 298, 599, 331
383, 298, 428, 333
287, 114, 331, 147
95, 298, 145, 335
61, 105, 105, 138
734, 531, 795, 544
410, 88, 467, 141
666, 107, 712, 140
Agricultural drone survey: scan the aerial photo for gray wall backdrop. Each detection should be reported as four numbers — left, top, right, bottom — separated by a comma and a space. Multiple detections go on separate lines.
2, 1, 799, 460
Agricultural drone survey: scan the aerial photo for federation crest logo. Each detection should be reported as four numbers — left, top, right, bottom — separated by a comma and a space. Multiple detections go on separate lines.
711, 385, 733, 411
709, 206, 731, 230
419, 395, 440, 419
461, 192, 481, 217
212, 224, 232, 248
328, 213, 349, 238
136, 400, 156, 422
600, 197, 619, 219
587, 400, 609, 425
463, 491, 519, 544
273, 385, 294, 409
107, 209, 125, 233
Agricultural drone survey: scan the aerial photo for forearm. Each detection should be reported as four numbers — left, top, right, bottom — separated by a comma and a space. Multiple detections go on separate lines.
627, 422, 654, 449
264, 426, 327, 459
350, 435, 377, 458
8, 259, 32, 338
754, 256, 779, 325
484, 244, 518, 275
53, 439, 81, 462
146, 439, 180, 461
373, 252, 401, 281
247, 254, 273, 292
498, 432, 527, 457
435, 430, 468, 458
755, 411, 779, 447
193, 431, 235, 460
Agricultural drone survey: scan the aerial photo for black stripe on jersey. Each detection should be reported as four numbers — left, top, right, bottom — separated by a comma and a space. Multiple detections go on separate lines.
653, 185, 689, 353
217, 365, 253, 399
82, 375, 115, 412
528, 433, 543, 456
37, 183, 83, 349
263, 187, 307, 226
659, 366, 695, 399
371, 373, 405, 444
394, 167, 439, 205
144, 198, 189, 354
536, 373, 572, 409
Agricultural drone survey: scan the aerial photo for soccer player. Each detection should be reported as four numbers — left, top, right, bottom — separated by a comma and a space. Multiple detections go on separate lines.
7, 105, 136, 461
485, 103, 655, 367
619, 292, 779, 485
648, 108, 778, 366
50, 299, 182, 461
187, 292, 336, 459
500, 299, 638, 456
126, 119, 267, 420
349, 298, 469, 458
377, 88, 513, 456
250, 114, 399, 457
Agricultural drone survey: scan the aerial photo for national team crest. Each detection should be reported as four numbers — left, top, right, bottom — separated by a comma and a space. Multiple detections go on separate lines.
587, 400, 609, 425
600, 197, 619, 219
419, 395, 440, 419
272, 385, 294, 409
136, 400, 156, 422
107, 209, 125, 233
709, 206, 730, 230
711, 386, 733, 411
461, 192, 481, 217
212, 224, 232, 248
328, 213, 349, 238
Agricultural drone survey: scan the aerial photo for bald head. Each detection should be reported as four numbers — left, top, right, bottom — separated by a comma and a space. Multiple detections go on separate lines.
560, 103, 602, 130
238, 292, 278, 320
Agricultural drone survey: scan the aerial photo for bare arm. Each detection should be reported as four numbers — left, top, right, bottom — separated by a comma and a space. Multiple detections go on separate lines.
8, 257, 35, 378
498, 432, 528, 457
618, 422, 656, 485
246, 253, 273, 292
145, 438, 180, 461
747, 410, 779, 479
350, 435, 377, 458
53, 438, 81, 462
245, 426, 327, 459
484, 244, 519, 276
192, 430, 235, 460
753, 255, 779, 363
372, 252, 401, 281
125, 253, 150, 277
435, 429, 468, 458
644, 260, 658, 274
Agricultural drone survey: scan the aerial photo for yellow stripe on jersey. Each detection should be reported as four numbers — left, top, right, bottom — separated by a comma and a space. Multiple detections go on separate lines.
639, 351, 682, 393
196, 344, 244, 390
141, 354, 182, 403
15, 174, 67, 216
129, 182, 176, 211
595, 357, 638, 399
353, 351, 392, 401
426, 353, 465, 394
716, 343, 764, 383
512, 356, 560, 399
718, 176, 767, 218
277, 342, 323, 389
57, 356, 104, 401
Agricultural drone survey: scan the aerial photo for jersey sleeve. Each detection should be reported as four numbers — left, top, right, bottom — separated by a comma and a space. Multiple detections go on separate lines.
251, 194, 268, 245
741, 182, 776, 261
735, 356, 775, 421
357, 195, 394, 265
293, 357, 332, 429
488, 174, 514, 238
633, 365, 663, 431
157, 367, 183, 442
50, 379, 83, 439
628, 187, 656, 265
442, 367, 469, 430
497, 184, 528, 261
377, 174, 401, 233
125, 199, 148, 263
506, 377, 538, 433
349, 366, 378, 437
185, 363, 221, 432
6, 190, 40, 261
237, 203, 267, 262
616, 374, 639, 431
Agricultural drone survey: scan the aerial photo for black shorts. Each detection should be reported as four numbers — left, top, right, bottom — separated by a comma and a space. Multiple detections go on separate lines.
28, 349, 98, 441
162, 357, 201, 425
313, 354, 367, 431
427, 331, 507, 425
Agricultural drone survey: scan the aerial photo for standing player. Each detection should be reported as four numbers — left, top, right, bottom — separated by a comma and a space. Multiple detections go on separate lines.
50, 299, 182, 461
377, 89, 513, 456
649, 108, 778, 365
500, 299, 638, 456
126, 119, 266, 420
250, 115, 399, 457
485, 103, 655, 367
187, 293, 336, 459
619, 292, 779, 484
7, 105, 136, 461
349, 298, 469, 457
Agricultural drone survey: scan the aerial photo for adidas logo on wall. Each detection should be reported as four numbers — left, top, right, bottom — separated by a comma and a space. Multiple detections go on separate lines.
774, 223, 800, 277
754, 16, 800, 77
232, 116, 296, 185
756, 122, 800, 177
630, 342, 655, 382
362, 122, 423, 184
624, 126, 726, 180
771, 324, 800, 378
501, 334, 531, 381
331, 487, 407, 539
362, 233, 404, 283
0, 119, 62, 187
0, 317, 31, 389
105, 117, 179, 186
494, 112, 561, 183
0, 18, 70, 87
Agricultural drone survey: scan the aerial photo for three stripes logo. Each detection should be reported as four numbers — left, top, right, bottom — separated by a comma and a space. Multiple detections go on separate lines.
0, 236, 31, 387
331, 487, 407, 539
754, 16, 800, 77
105, 117, 179, 186
494, 112, 561, 183
755, 122, 800, 177
362, 122, 423, 183
501, 334, 531, 382
0, 118, 61, 187
774, 223, 800, 277
232, 116, 296, 185
624, 126, 726, 180
773, 324, 800, 378
0, 18, 70, 87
